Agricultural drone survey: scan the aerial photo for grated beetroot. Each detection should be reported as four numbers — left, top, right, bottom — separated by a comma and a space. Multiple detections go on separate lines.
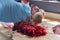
13, 21, 47, 37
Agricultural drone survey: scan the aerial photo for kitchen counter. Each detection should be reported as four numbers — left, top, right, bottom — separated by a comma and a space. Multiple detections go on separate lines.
30, 1, 60, 13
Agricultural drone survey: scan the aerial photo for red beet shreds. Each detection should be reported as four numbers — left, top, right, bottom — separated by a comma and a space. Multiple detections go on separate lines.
13, 21, 47, 37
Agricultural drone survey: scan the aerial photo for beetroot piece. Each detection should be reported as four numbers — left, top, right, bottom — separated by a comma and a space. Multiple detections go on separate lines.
53, 25, 60, 35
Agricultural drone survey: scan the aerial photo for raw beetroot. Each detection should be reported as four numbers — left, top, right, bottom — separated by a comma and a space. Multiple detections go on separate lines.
13, 21, 47, 37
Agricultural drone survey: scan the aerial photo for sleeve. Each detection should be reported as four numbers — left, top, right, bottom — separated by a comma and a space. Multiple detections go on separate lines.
22, 3, 31, 17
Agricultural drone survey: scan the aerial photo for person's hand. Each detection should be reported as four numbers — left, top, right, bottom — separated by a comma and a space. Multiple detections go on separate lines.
24, 16, 33, 25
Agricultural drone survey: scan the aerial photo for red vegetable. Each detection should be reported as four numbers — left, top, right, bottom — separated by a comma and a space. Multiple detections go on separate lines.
13, 21, 47, 37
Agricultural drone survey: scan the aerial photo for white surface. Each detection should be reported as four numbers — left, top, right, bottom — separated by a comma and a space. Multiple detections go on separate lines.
0, 20, 60, 40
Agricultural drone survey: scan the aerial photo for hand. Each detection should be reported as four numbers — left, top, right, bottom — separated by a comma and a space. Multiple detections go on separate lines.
24, 16, 33, 25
